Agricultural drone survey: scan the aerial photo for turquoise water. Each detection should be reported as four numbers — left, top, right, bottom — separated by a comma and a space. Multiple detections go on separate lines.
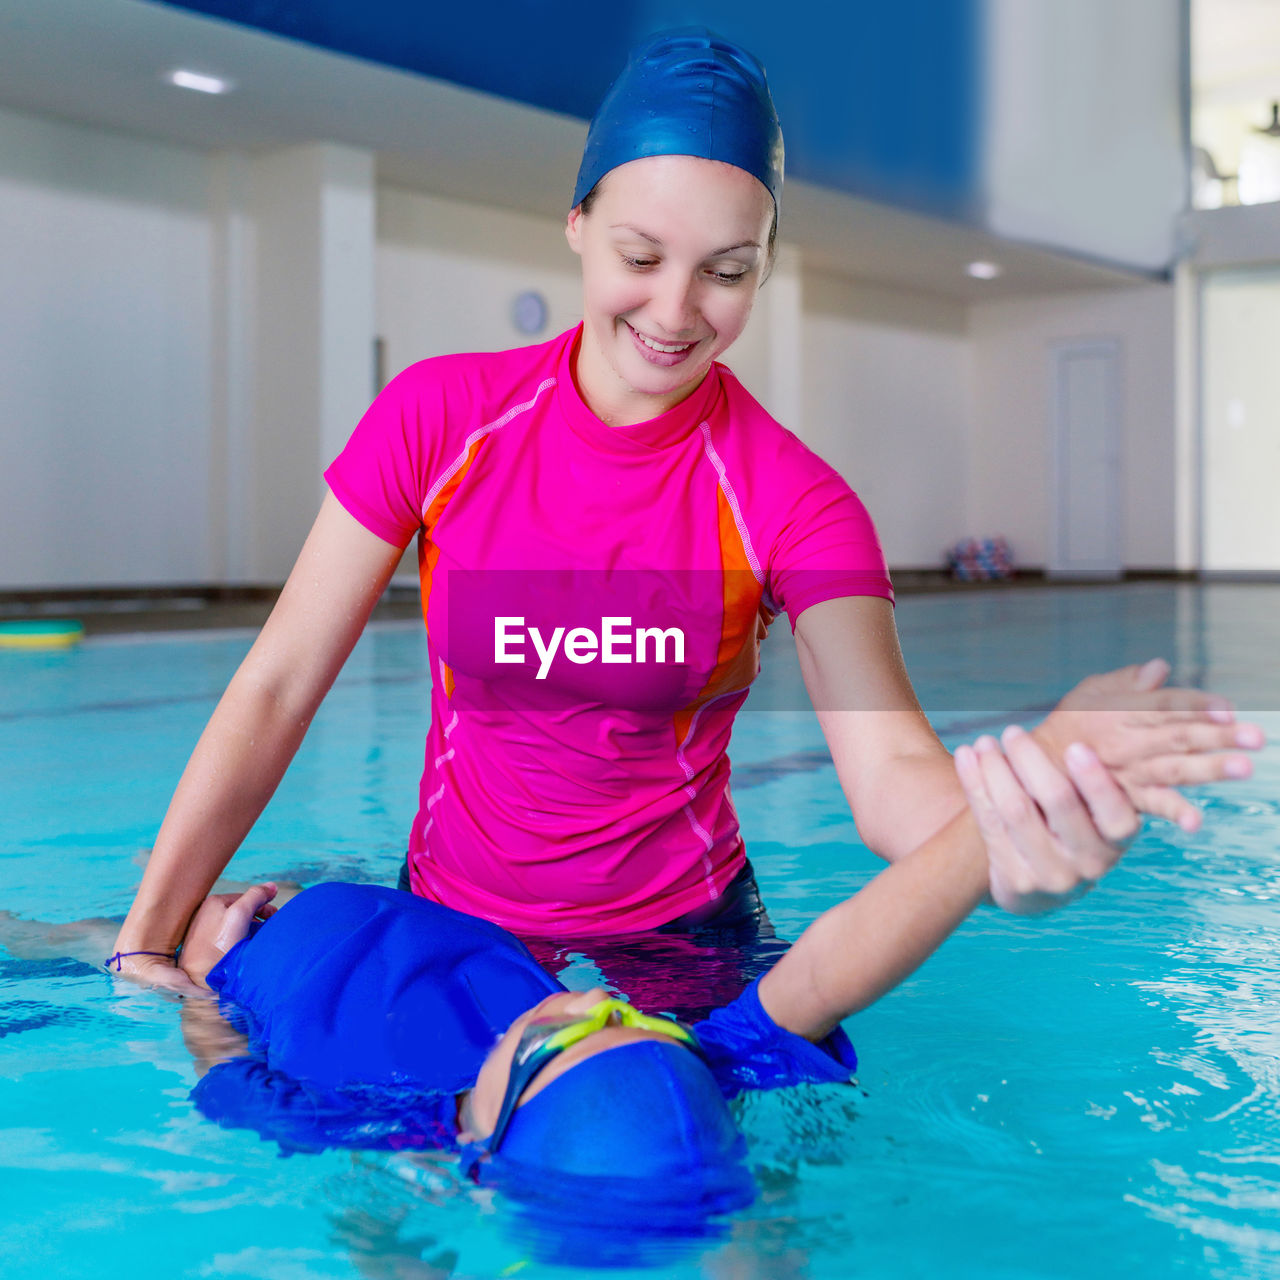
3, 582, 1280, 1279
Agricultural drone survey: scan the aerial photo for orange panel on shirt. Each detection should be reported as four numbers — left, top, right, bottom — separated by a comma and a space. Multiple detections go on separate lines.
673, 486, 769, 747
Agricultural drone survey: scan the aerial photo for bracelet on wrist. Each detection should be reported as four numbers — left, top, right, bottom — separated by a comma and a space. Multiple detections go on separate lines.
105, 949, 178, 972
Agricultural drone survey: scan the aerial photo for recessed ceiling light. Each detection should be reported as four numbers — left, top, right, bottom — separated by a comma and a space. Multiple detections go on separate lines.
966, 260, 1003, 280
166, 69, 234, 95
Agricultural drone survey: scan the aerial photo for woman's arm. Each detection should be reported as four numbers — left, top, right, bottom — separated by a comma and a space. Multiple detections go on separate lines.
757, 728, 1138, 1042
109, 495, 406, 992
794, 596, 963, 863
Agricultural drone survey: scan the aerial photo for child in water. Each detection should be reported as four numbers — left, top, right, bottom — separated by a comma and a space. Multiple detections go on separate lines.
167, 726, 1140, 1224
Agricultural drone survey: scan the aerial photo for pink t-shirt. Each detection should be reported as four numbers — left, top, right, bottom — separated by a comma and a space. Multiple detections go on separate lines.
325, 326, 892, 936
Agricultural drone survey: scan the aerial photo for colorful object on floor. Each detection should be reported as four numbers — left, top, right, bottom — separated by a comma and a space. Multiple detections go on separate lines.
0, 619, 84, 649
946, 537, 1015, 581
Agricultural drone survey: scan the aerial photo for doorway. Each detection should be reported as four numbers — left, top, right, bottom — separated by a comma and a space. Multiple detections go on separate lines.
1049, 339, 1122, 578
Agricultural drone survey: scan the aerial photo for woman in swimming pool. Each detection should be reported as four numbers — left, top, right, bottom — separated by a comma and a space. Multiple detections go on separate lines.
110, 30, 1262, 992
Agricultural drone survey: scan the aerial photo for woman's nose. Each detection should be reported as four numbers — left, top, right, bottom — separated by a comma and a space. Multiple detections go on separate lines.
650, 275, 697, 336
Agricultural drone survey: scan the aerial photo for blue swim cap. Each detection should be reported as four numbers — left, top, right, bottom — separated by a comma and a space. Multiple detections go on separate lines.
461, 1040, 754, 1222
572, 28, 784, 210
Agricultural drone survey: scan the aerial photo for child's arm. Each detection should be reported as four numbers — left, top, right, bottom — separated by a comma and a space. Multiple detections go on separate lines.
178, 882, 278, 989
757, 729, 1138, 1042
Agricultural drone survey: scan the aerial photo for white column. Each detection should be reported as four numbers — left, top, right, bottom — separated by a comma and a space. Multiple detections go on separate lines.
247, 143, 375, 583
316, 147, 377, 476
1173, 257, 1199, 573
208, 149, 254, 584
765, 243, 804, 436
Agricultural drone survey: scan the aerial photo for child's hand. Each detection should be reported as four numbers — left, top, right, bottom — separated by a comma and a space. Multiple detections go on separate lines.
1033, 659, 1264, 834
957, 726, 1140, 915
179, 883, 278, 989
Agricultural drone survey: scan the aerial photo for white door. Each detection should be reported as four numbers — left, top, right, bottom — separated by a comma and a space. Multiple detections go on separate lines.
1050, 340, 1122, 578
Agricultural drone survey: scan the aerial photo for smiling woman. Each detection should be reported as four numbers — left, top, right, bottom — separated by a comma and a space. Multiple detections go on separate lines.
108, 28, 1260, 993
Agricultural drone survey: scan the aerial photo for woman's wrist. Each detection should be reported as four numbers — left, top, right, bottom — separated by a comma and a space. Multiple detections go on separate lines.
112, 923, 187, 959
113, 887, 201, 956
105, 948, 178, 972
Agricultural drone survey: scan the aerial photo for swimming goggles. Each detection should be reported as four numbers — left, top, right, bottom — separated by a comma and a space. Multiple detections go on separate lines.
485, 998, 702, 1154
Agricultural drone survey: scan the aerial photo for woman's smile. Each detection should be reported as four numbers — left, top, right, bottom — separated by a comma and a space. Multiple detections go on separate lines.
623, 320, 702, 366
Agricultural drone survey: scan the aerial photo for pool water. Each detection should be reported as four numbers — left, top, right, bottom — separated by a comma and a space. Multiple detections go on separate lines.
3, 582, 1280, 1279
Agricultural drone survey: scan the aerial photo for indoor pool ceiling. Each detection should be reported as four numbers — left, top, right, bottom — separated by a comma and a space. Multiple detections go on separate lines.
0, 0, 1150, 301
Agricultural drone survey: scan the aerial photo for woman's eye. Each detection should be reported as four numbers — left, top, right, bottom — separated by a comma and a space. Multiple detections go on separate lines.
621, 254, 658, 270
707, 268, 748, 285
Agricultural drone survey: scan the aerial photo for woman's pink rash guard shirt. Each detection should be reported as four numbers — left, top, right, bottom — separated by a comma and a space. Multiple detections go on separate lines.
324, 326, 893, 937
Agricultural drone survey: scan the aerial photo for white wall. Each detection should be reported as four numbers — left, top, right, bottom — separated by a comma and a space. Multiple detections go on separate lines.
376, 187, 583, 380
800, 275, 972, 567
0, 107, 215, 588
968, 283, 1178, 569
0, 102, 1185, 591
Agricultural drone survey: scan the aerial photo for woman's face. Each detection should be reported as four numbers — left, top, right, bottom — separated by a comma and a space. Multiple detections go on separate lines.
565, 154, 774, 426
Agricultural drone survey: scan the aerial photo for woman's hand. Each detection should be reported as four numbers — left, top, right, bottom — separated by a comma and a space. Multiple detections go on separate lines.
105, 948, 203, 996
178, 883, 278, 989
1033, 658, 1265, 833
957, 726, 1140, 915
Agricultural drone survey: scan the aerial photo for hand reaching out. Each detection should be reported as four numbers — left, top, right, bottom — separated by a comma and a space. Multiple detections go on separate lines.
1033, 659, 1264, 834
957, 726, 1140, 915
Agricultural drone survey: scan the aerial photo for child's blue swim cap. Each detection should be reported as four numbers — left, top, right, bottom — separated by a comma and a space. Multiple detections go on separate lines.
571, 28, 784, 210
460, 1040, 754, 1223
